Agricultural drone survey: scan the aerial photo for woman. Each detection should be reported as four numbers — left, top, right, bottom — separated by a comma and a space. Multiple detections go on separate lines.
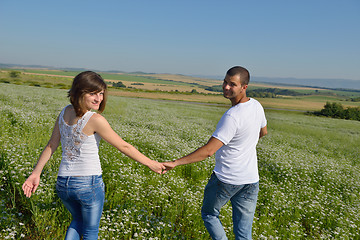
22, 71, 164, 239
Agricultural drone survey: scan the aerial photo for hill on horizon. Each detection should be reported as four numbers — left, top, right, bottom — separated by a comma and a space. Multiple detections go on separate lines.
1, 63, 360, 90
193, 74, 360, 90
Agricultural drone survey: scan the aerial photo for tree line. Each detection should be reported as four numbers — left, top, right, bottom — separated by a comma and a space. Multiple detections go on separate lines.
311, 102, 360, 121
204, 85, 302, 98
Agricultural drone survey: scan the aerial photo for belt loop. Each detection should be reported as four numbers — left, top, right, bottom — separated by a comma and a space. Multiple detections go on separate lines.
66, 176, 70, 186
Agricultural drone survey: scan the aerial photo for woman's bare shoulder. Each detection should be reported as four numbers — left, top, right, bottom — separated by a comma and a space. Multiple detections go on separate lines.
89, 113, 108, 125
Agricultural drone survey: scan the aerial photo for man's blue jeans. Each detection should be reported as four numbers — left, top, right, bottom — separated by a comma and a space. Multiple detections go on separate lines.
201, 173, 259, 240
56, 175, 105, 240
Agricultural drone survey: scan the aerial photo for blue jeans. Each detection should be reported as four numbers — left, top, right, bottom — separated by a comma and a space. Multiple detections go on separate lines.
201, 173, 259, 240
56, 175, 105, 240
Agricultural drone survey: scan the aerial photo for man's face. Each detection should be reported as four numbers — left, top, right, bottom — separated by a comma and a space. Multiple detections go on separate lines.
222, 74, 244, 100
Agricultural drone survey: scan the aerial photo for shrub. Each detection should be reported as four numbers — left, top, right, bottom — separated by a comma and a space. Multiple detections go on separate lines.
112, 81, 126, 88
313, 102, 360, 121
0, 78, 10, 83
9, 70, 21, 78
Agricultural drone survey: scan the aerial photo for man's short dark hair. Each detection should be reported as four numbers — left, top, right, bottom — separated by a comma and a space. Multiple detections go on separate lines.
226, 66, 250, 85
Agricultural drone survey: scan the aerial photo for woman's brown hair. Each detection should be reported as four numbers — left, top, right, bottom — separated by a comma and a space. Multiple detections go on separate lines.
68, 71, 108, 116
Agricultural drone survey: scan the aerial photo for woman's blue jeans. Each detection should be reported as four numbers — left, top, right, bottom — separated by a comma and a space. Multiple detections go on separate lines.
56, 175, 105, 240
201, 173, 259, 240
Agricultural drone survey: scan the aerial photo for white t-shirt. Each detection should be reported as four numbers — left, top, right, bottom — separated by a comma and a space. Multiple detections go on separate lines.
212, 98, 267, 185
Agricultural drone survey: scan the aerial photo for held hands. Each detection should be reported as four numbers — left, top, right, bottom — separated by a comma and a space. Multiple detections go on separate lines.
148, 160, 166, 174
22, 174, 40, 198
162, 161, 177, 174
147, 160, 177, 174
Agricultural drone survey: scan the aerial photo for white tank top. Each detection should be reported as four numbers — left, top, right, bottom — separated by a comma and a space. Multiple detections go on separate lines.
57, 105, 102, 176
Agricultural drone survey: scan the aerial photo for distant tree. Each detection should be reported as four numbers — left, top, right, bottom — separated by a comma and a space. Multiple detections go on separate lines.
9, 70, 21, 78
191, 89, 198, 94
320, 102, 344, 118
313, 102, 360, 121
205, 85, 222, 92
350, 97, 360, 102
344, 107, 360, 120
112, 81, 126, 88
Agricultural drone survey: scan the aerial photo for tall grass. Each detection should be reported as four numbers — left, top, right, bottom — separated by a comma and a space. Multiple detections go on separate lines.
1, 83, 359, 239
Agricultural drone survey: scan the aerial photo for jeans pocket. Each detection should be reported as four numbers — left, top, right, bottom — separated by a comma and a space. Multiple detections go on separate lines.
76, 188, 96, 206
77, 181, 105, 207
243, 182, 259, 201
216, 181, 235, 201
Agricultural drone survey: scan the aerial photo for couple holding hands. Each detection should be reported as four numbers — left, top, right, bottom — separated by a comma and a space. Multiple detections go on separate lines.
23, 66, 267, 240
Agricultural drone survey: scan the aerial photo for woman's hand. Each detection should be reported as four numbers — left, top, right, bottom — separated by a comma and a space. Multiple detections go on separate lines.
147, 160, 166, 174
22, 174, 40, 198
162, 161, 177, 174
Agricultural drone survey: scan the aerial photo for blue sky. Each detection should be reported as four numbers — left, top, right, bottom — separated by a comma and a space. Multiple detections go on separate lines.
1, 0, 359, 80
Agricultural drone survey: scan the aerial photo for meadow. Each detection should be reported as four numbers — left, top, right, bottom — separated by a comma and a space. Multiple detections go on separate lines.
0, 83, 359, 239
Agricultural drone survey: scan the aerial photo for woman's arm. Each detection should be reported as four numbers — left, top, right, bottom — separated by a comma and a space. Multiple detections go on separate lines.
22, 117, 61, 198
90, 114, 164, 174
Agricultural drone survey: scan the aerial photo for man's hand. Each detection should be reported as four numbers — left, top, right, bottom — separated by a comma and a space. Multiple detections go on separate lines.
162, 161, 177, 174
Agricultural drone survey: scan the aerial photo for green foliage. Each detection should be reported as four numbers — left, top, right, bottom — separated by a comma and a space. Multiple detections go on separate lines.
313, 102, 360, 121
350, 97, 360, 102
248, 91, 276, 98
9, 70, 21, 78
203, 85, 304, 98
320, 102, 344, 118
248, 88, 303, 98
0, 78, 10, 83
0, 70, 74, 90
204, 84, 222, 92
112, 81, 126, 88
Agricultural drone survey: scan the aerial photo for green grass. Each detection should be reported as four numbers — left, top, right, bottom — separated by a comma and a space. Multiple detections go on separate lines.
100, 73, 193, 86
0, 70, 73, 89
10, 69, 195, 86
1, 83, 359, 239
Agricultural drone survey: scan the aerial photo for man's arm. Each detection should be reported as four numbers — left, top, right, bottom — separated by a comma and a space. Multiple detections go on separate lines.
259, 126, 268, 138
163, 137, 224, 173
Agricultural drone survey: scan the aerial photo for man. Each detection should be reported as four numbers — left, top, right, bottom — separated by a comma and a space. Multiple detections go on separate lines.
163, 66, 267, 240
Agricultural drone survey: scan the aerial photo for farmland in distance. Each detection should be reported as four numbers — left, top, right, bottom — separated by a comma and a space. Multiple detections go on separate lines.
2, 69, 360, 111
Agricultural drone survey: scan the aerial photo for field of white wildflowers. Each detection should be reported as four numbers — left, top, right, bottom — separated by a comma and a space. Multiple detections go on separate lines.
0, 83, 359, 239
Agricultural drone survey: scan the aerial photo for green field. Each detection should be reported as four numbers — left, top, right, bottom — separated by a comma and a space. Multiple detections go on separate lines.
1, 82, 360, 239
9, 69, 199, 86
